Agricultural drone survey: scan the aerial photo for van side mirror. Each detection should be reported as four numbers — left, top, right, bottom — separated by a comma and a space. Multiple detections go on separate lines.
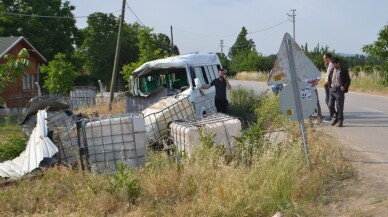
194, 78, 202, 88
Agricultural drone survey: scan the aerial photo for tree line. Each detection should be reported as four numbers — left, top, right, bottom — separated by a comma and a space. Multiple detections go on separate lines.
1, 0, 387, 94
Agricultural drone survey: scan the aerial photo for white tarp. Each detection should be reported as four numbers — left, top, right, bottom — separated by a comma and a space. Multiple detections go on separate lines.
0, 110, 58, 177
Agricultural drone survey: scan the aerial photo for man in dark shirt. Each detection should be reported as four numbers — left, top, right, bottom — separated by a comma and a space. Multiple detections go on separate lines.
201, 69, 232, 113
327, 57, 351, 127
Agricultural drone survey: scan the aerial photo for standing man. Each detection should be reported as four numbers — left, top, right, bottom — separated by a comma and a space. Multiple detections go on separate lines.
323, 53, 334, 121
327, 57, 351, 127
201, 68, 232, 113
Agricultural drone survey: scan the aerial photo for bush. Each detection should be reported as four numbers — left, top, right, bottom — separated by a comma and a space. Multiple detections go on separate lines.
0, 135, 26, 161
352, 66, 362, 77
108, 162, 140, 204
229, 88, 261, 126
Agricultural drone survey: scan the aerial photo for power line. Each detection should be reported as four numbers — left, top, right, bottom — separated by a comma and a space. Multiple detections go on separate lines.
126, 2, 145, 26
247, 20, 289, 34
173, 19, 290, 38
0, 10, 122, 19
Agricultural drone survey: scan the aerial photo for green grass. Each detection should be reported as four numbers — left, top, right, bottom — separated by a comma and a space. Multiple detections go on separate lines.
0, 114, 23, 141
0, 114, 26, 162
0, 115, 22, 131
0, 134, 27, 161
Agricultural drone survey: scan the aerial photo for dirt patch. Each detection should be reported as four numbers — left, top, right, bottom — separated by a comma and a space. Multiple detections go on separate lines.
320, 143, 388, 216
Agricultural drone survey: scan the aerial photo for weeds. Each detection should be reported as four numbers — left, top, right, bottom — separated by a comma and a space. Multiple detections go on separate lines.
0, 134, 26, 161
108, 162, 140, 204
0, 91, 353, 217
0, 114, 22, 132
229, 87, 262, 126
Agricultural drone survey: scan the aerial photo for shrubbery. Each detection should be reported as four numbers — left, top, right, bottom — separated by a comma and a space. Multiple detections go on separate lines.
0, 135, 26, 161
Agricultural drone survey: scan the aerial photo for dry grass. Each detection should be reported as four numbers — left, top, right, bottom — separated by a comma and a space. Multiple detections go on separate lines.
74, 100, 127, 116
0, 122, 351, 216
0, 91, 353, 216
318, 71, 388, 96
347, 71, 388, 96
233, 71, 269, 82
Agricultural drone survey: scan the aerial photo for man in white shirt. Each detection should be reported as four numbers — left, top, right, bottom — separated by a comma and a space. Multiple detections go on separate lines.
323, 53, 335, 121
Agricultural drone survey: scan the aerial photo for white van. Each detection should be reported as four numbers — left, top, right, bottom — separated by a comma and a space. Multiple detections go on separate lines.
128, 53, 222, 117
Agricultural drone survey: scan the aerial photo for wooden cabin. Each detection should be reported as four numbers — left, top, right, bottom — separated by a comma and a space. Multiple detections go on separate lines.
0, 36, 46, 110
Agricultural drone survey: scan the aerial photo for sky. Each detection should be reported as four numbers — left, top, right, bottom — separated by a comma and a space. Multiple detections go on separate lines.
67, 0, 388, 56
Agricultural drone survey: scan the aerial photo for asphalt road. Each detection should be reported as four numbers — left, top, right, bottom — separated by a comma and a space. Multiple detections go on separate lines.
230, 80, 388, 164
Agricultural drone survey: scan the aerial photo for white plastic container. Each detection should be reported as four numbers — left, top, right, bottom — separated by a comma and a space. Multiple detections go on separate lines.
142, 95, 195, 143
57, 114, 147, 171
169, 113, 242, 157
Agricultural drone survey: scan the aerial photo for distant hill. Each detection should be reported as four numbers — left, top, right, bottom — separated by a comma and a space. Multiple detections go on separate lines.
337, 53, 367, 57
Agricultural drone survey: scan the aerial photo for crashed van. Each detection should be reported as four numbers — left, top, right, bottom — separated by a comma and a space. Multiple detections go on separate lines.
128, 53, 222, 117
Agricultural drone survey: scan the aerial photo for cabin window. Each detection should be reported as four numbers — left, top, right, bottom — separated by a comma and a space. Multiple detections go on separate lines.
170, 68, 189, 89
200, 66, 210, 84
22, 73, 35, 91
139, 75, 159, 93
205, 65, 216, 81
193, 66, 207, 86
212, 65, 219, 78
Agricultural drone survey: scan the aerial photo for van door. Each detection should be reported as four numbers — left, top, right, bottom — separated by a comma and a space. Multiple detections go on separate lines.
190, 65, 217, 116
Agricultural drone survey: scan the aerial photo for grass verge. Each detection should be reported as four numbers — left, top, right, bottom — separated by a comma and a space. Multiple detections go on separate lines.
0, 92, 352, 216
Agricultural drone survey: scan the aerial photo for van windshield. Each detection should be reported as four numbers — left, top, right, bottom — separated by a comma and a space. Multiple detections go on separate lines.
138, 67, 189, 95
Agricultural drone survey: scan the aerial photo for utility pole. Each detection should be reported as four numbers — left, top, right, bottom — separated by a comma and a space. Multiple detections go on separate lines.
109, 0, 126, 111
220, 40, 224, 56
287, 9, 296, 40
170, 25, 174, 55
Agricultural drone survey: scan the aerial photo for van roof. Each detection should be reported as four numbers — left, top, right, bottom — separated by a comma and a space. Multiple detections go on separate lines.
132, 53, 220, 77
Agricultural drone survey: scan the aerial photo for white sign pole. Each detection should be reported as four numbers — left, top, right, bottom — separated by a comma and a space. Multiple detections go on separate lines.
285, 39, 311, 170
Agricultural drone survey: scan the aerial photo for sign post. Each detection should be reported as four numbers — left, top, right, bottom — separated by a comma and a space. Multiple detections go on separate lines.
268, 33, 321, 169
285, 38, 311, 169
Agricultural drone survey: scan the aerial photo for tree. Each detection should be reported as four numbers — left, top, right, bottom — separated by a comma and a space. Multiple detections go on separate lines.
229, 50, 257, 72
120, 26, 168, 82
0, 48, 31, 90
217, 52, 230, 73
41, 53, 77, 94
363, 23, 388, 86
363, 24, 388, 60
228, 27, 255, 59
0, 0, 79, 61
155, 33, 179, 56
80, 12, 119, 85
301, 43, 334, 71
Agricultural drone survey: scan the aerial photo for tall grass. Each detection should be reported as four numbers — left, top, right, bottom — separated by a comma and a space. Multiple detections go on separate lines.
347, 71, 388, 95
229, 88, 262, 126
0, 92, 351, 216
74, 100, 127, 116
318, 70, 388, 95
233, 71, 269, 82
